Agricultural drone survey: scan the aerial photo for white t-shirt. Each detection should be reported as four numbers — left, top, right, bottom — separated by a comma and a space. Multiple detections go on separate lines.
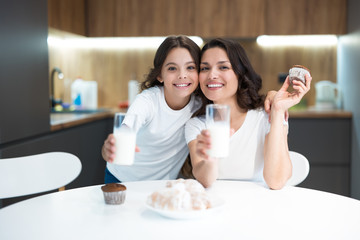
107, 86, 201, 181
185, 109, 271, 181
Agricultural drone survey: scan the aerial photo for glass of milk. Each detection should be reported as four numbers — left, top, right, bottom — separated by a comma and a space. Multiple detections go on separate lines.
206, 104, 230, 158
113, 113, 137, 165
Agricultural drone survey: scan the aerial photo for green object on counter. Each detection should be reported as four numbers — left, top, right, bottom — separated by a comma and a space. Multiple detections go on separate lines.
290, 99, 308, 111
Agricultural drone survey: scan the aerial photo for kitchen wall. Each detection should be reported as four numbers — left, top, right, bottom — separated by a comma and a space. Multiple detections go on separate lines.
338, 0, 360, 200
48, 29, 338, 109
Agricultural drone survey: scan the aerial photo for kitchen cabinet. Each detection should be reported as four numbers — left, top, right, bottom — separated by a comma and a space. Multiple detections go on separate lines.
193, 0, 265, 38
48, 0, 86, 36
86, 0, 197, 37
86, 0, 264, 37
0, 117, 113, 208
0, 0, 50, 145
288, 117, 351, 196
82, 0, 347, 37
264, 0, 347, 35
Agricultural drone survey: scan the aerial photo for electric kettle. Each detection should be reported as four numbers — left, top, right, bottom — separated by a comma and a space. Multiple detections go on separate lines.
315, 80, 341, 110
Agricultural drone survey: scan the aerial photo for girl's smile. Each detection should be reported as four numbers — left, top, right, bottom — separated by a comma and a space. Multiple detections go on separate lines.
157, 47, 199, 110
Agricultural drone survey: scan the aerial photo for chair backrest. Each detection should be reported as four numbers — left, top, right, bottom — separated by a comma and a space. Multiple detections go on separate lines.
0, 152, 82, 199
286, 151, 310, 186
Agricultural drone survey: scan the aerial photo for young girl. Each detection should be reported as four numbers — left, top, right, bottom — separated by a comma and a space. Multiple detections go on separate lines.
185, 38, 311, 189
102, 36, 201, 183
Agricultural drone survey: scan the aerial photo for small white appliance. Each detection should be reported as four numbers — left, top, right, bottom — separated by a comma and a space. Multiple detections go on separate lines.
315, 80, 341, 110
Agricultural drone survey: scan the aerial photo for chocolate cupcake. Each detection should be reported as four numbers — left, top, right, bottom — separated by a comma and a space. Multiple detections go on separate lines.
289, 65, 311, 85
101, 183, 126, 205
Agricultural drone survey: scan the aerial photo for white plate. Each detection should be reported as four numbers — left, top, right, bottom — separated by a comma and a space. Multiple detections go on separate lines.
145, 196, 225, 220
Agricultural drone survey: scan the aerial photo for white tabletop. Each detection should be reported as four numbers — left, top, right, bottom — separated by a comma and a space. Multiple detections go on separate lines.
1, 180, 359, 240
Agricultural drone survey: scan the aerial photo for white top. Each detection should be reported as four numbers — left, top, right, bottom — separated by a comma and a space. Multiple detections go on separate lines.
1, 180, 359, 240
185, 109, 271, 181
107, 86, 200, 181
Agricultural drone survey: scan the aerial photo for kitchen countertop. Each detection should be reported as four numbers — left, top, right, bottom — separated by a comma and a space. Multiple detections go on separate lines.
289, 108, 352, 118
50, 108, 122, 131
50, 108, 352, 131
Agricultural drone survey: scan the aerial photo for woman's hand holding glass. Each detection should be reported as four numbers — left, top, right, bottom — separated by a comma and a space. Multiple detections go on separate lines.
195, 128, 235, 161
195, 129, 212, 161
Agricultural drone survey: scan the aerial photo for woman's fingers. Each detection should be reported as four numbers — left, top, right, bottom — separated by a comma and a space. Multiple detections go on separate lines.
279, 76, 291, 92
292, 74, 311, 93
196, 142, 209, 159
264, 90, 277, 114
196, 130, 211, 160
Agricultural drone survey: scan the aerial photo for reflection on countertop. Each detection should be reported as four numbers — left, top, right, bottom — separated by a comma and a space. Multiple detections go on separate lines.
50, 108, 123, 131
289, 107, 352, 118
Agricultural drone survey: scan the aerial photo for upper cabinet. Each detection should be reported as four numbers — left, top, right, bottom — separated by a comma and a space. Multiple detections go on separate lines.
86, 0, 197, 37
48, 0, 86, 36
85, 0, 266, 37
264, 0, 347, 35
48, 0, 347, 37
193, 0, 265, 38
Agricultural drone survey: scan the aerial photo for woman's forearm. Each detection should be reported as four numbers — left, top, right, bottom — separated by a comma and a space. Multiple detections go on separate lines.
263, 110, 292, 189
188, 140, 218, 188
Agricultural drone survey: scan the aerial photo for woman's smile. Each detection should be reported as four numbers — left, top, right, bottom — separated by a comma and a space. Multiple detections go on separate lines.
206, 82, 224, 89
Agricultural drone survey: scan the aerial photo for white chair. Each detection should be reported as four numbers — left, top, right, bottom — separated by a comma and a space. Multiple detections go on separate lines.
0, 152, 82, 199
286, 151, 310, 186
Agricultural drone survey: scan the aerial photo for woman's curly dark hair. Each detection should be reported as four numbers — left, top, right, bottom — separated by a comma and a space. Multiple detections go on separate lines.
141, 35, 201, 91
193, 38, 265, 117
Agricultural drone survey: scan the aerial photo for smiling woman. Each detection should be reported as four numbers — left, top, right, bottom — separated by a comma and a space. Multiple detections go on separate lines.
185, 38, 311, 189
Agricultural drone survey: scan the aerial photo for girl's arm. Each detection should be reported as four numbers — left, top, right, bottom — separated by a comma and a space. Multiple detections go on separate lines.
102, 134, 116, 163
188, 130, 219, 188
263, 75, 311, 189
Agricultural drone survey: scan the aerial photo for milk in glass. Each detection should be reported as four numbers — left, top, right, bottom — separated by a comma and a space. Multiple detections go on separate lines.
207, 122, 230, 158
206, 104, 230, 158
113, 127, 136, 165
113, 113, 137, 165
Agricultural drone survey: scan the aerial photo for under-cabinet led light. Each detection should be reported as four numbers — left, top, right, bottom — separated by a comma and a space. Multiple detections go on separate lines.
256, 35, 338, 47
47, 36, 204, 49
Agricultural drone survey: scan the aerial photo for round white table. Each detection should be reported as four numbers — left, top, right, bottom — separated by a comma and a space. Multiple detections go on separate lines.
0, 180, 359, 240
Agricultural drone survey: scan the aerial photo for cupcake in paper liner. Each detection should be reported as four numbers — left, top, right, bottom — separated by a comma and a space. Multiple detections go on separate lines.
289, 65, 311, 85
101, 183, 126, 205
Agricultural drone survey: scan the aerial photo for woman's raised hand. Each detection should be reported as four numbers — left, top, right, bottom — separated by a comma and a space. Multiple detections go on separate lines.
272, 74, 312, 112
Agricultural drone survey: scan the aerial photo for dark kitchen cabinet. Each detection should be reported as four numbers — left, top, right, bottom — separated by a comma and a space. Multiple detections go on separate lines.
288, 117, 351, 196
48, 0, 347, 38
48, 0, 86, 35
83, 0, 346, 37
0, 0, 50, 145
264, 0, 347, 35
0, 118, 113, 208
86, 0, 265, 37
